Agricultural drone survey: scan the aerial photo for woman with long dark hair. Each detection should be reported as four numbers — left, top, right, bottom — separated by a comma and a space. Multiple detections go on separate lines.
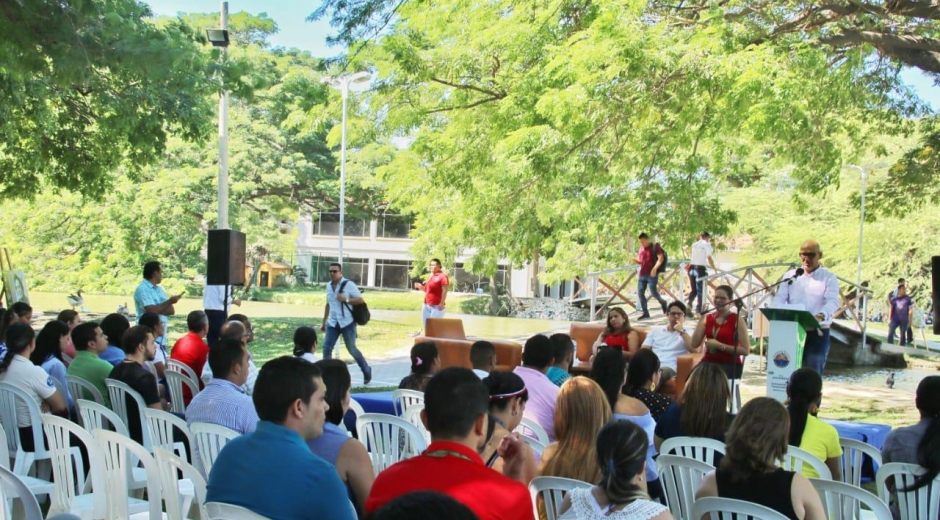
690, 284, 749, 379
30, 320, 73, 411
882, 376, 940, 508
592, 308, 639, 360
624, 349, 677, 421
56, 309, 80, 360
480, 371, 529, 472
558, 420, 672, 519
398, 342, 440, 392
654, 363, 732, 452
786, 368, 842, 480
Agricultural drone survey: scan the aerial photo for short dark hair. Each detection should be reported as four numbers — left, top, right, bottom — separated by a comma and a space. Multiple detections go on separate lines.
638, 233, 649, 240
315, 359, 351, 426
10, 301, 32, 318
549, 333, 574, 365
470, 340, 496, 370
330, 262, 342, 271
138, 312, 161, 330
121, 325, 152, 354
208, 338, 247, 380
293, 326, 318, 356
57, 309, 78, 324
368, 491, 478, 520
229, 313, 249, 325
898, 278, 906, 284
424, 367, 488, 438
143, 261, 161, 280
701, 231, 710, 238
916, 376, 940, 417
187, 310, 208, 332
667, 300, 687, 314
71, 322, 100, 351
253, 356, 321, 424
430, 258, 442, 266
522, 334, 553, 369
100, 313, 130, 347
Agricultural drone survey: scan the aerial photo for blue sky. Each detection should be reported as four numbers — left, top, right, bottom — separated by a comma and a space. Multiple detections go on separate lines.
146, 0, 939, 109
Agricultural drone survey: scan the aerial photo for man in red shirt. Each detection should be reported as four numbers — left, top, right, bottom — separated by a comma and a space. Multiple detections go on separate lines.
366, 368, 534, 520
169, 310, 210, 404
632, 232, 668, 320
413, 258, 450, 332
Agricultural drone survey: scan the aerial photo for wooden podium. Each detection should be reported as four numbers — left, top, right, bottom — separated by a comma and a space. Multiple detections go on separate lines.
759, 307, 820, 402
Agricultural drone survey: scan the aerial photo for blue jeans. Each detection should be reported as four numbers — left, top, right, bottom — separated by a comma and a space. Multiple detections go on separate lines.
802, 328, 831, 375
637, 275, 668, 315
323, 322, 371, 374
687, 269, 705, 314
888, 320, 909, 346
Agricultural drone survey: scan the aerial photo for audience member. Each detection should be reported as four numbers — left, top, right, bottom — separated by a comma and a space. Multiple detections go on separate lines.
293, 326, 319, 363
368, 491, 479, 520
399, 342, 440, 392
9, 301, 32, 323
547, 333, 574, 387
133, 261, 180, 376
309, 359, 375, 516
691, 285, 749, 379
514, 335, 560, 442
539, 377, 612, 485
654, 363, 732, 454
0, 308, 17, 361
592, 308, 639, 360
108, 325, 166, 444
186, 338, 259, 434
641, 301, 695, 386
169, 310, 210, 404
366, 368, 534, 520
31, 320, 74, 411
470, 340, 497, 379
591, 348, 661, 501
56, 309, 80, 361
558, 420, 671, 520
227, 314, 260, 393
66, 322, 113, 406
98, 313, 130, 366
206, 356, 354, 520
696, 397, 825, 520
786, 368, 842, 480
623, 349, 677, 421
138, 311, 169, 381
0, 323, 67, 450
480, 371, 529, 472
202, 320, 260, 394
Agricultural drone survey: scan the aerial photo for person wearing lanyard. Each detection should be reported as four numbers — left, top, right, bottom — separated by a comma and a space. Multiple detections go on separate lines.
692, 286, 750, 380
772, 240, 840, 375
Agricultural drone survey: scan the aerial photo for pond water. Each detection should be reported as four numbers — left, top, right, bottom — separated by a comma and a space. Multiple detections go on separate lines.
824, 365, 939, 393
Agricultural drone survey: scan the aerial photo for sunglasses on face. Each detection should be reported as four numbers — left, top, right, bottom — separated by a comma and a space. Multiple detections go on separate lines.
799, 252, 818, 258
329, 270, 340, 273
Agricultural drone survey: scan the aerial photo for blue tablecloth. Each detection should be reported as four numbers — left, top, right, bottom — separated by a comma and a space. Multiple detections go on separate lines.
345, 391, 397, 434
824, 418, 891, 481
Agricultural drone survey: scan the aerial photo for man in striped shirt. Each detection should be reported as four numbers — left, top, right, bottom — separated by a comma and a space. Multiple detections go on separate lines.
186, 338, 259, 434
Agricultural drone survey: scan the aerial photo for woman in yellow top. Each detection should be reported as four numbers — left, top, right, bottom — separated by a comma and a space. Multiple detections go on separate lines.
786, 368, 842, 480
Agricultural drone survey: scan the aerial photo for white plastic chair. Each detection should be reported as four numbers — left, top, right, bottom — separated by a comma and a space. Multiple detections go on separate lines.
0, 465, 45, 520
145, 408, 193, 463
205, 502, 271, 520
527, 476, 591, 520
357, 413, 427, 476
876, 462, 940, 520
190, 423, 239, 479
839, 437, 882, 487
811, 477, 890, 520
0, 382, 52, 477
660, 436, 726, 466
346, 398, 366, 437
520, 434, 546, 457
76, 399, 128, 436
402, 404, 431, 446
166, 360, 201, 391
781, 445, 833, 480
691, 496, 790, 520
515, 417, 550, 445
105, 378, 154, 451
391, 389, 424, 416
0, 426, 53, 506
93, 429, 164, 519
657, 454, 713, 520
154, 447, 206, 520
164, 372, 200, 415
66, 376, 104, 407
40, 414, 114, 519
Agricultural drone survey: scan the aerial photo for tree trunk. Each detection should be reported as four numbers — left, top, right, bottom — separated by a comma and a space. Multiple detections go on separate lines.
488, 275, 501, 315
530, 249, 540, 298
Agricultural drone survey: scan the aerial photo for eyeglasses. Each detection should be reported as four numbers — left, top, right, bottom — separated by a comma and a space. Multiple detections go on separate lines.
328, 270, 340, 273
668, 311, 685, 317
799, 252, 818, 258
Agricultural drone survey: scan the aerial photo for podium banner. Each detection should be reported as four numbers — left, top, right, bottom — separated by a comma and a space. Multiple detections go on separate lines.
760, 307, 818, 402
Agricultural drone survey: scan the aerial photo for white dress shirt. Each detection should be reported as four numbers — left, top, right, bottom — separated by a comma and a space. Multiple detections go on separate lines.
772, 267, 840, 327
690, 239, 713, 267
203, 284, 236, 311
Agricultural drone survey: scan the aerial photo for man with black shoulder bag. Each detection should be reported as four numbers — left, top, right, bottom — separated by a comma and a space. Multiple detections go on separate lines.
320, 263, 373, 384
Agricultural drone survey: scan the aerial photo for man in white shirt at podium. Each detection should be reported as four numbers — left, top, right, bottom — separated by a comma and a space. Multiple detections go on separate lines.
772, 239, 840, 375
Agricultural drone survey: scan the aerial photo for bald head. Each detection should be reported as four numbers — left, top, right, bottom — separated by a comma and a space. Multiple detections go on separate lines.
220, 321, 247, 343
799, 239, 822, 273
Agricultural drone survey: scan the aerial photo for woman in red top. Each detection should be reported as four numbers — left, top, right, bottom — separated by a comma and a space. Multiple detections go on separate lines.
691, 285, 750, 379
592, 308, 639, 361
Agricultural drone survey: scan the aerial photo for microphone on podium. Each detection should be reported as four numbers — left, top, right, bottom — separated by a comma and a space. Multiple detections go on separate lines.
787, 267, 805, 284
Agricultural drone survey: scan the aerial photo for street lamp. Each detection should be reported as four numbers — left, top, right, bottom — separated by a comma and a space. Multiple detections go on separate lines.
845, 162, 888, 349
324, 71, 371, 263
208, 1, 230, 229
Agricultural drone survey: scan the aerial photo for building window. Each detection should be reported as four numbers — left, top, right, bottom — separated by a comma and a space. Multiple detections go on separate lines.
380, 214, 412, 239
312, 211, 369, 237
451, 263, 509, 293
310, 255, 368, 286
376, 259, 412, 289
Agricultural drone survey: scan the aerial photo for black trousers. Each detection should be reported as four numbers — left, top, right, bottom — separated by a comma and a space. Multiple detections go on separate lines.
205, 309, 227, 347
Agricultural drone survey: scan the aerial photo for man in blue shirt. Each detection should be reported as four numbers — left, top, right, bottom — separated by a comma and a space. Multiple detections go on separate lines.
206, 356, 355, 520
133, 261, 182, 351
319, 263, 372, 384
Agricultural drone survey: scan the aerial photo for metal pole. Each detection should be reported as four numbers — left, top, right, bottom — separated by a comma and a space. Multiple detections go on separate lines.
859, 166, 868, 348
217, 1, 229, 229
338, 79, 349, 263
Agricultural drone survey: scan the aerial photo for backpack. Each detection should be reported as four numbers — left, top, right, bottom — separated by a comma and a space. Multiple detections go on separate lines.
338, 280, 371, 326
655, 243, 668, 275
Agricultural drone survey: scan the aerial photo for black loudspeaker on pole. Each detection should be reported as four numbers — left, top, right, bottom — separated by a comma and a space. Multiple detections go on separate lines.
933, 256, 940, 335
207, 230, 247, 286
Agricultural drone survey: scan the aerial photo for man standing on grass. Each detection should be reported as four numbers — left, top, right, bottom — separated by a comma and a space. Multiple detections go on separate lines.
414, 258, 450, 332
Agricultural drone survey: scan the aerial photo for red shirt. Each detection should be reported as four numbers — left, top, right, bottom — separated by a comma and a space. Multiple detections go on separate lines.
638, 244, 663, 276
423, 272, 450, 306
601, 331, 631, 350
169, 331, 209, 403
702, 312, 743, 366
366, 441, 532, 520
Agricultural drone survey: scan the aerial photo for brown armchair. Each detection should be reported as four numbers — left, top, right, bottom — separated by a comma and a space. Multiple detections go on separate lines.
415, 318, 522, 372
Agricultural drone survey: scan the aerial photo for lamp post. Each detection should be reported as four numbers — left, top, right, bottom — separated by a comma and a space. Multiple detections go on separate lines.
845, 162, 888, 349
206, 2, 231, 229
325, 71, 371, 263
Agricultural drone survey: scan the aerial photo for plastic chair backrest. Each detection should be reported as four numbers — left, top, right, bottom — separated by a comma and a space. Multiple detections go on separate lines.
345, 398, 366, 437
838, 437, 882, 487
391, 389, 424, 416
810, 477, 890, 520
515, 418, 550, 445
782, 445, 833, 480
691, 497, 790, 520
0, 465, 43, 520
166, 360, 201, 388
93, 429, 163, 519
145, 408, 193, 463
190, 422, 239, 479
520, 434, 546, 457
656, 454, 713, 520
104, 378, 153, 450
205, 502, 271, 520
66, 376, 104, 408
76, 399, 128, 437
356, 413, 428, 476
0, 382, 50, 475
164, 372, 200, 415
659, 436, 726, 466
402, 405, 431, 446
527, 476, 591, 520
876, 462, 940, 520
40, 414, 106, 519
154, 446, 207, 520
